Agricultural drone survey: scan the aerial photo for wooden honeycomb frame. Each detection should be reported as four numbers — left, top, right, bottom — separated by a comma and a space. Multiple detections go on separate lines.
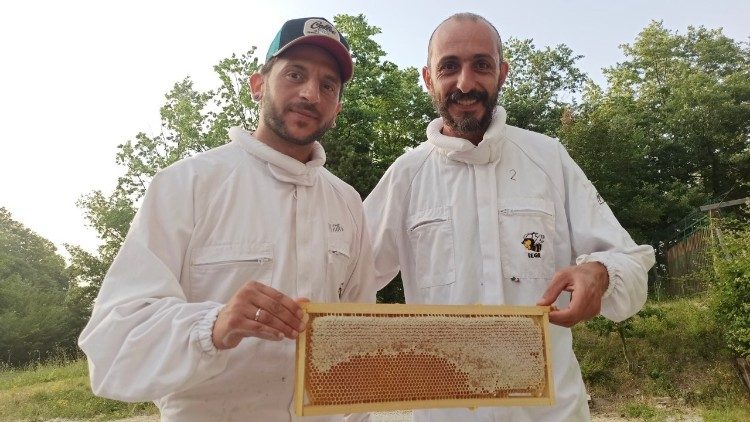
294, 303, 554, 416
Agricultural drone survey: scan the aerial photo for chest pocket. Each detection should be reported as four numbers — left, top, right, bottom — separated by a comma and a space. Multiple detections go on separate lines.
326, 237, 351, 301
407, 206, 455, 288
498, 198, 556, 281
189, 243, 274, 302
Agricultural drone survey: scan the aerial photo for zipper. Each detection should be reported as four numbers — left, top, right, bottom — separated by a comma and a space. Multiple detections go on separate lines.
409, 218, 447, 231
499, 208, 552, 217
193, 257, 271, 266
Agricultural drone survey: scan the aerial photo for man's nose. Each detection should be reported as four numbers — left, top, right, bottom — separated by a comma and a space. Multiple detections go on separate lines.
455, 67, 476, 93
299, 79, 321, 103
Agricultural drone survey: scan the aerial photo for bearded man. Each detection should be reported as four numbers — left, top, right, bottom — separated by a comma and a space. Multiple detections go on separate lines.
364, 12, 655, 421
80, 17, 375, 421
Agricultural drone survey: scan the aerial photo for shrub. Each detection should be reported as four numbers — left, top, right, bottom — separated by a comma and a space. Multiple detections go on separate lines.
710, 214, 750, 358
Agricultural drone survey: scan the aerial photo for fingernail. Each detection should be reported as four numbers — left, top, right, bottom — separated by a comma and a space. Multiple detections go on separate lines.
296, 310, 304, 319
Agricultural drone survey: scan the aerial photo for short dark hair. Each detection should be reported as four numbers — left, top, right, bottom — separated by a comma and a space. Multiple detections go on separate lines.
427, 12, 504, 67
259, 56, 278, 76
258, 55, 346, 100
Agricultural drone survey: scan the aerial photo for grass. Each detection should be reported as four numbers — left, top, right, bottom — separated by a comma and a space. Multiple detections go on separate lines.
0, 358, 156, 421
0, 296, 747, 421
573, 295, 750, 421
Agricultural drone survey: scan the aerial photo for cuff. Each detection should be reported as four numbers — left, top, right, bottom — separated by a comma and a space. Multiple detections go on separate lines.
576, 253, 617, 300
195, 304, 225, 355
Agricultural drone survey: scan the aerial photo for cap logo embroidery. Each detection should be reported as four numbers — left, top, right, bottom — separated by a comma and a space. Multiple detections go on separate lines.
304, 19, 340, 41
522, 232, 544, 258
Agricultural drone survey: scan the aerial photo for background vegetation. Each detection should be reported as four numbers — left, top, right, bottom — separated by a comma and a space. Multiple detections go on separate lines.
1, 12, 748, 420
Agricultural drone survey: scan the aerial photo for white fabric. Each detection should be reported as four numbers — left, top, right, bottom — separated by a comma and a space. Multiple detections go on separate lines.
363, 107, 655, 422
79, 127, 376, 421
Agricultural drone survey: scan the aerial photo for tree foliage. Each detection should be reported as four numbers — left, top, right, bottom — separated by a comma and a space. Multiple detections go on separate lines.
0, 208, 76, 366
323, 14, 434, 197
502, 38, 587, 136
711, 213, 750, 357
0, 208, 67, 290
561, 21, 750, 246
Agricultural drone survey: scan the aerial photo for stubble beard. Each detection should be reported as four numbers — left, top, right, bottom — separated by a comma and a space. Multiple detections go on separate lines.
432, 87, 500, 138
262, 94, 335, 146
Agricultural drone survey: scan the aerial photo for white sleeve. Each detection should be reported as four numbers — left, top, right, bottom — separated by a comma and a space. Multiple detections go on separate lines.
78, 168, 229, 402
363, 164, 405, 291
558, 144, 656, 322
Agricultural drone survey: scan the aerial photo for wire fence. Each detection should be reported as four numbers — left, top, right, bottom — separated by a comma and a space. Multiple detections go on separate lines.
660, 196, 748, 299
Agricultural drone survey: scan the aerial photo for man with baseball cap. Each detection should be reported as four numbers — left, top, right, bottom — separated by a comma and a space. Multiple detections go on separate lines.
80, 17, 376, 421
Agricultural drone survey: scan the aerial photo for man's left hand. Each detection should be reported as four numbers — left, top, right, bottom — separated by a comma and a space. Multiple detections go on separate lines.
536, 262, 609, 327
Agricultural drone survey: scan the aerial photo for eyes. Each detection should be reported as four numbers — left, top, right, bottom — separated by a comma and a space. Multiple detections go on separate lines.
284, 70, 339, 95
437, 58, 494, 75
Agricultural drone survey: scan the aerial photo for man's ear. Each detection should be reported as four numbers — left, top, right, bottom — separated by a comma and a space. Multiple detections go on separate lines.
498, 60, 510, 90
422, 66, 434, 92
249, 73, 264, 101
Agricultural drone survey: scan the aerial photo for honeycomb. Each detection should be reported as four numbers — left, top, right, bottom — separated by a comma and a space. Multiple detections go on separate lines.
294, 303, 554, 415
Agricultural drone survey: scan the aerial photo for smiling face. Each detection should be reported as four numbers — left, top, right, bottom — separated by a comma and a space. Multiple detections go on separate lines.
250, 44, 343, 159
423, 17, 509, 144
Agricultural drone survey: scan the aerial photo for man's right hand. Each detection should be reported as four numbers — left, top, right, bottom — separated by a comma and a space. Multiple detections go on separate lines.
212, 281, 308, 350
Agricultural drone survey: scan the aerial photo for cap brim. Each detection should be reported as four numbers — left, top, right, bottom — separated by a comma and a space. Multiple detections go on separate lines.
272, 35, 353, 83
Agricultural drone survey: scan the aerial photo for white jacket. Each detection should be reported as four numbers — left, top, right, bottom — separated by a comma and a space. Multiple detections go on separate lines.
364, 107, 655, 422
79, 127, 376, 421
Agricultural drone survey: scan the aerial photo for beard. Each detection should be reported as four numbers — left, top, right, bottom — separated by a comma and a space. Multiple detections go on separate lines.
432, 87, 499, 137
261, 93, 335, 146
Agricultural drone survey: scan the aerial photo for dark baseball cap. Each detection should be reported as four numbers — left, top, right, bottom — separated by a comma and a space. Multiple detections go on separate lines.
266, 17, 353, 82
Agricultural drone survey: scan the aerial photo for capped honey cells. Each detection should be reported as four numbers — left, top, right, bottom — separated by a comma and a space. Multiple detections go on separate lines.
294, 303, 554, 415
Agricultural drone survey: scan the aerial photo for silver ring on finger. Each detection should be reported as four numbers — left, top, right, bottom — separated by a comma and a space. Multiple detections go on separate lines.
254, 308, 263, 322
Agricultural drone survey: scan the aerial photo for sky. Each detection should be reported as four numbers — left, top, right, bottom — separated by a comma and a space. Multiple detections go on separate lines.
1, 0, 748, 257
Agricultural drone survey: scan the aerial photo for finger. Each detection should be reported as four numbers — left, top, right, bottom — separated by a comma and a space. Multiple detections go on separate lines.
253, 307, 301, 340
252, 289, 305, 332
548, 308, 576, 327
536, 272, 569, 306
567, 280, 601, 321
253, 282, 305, 318
295, 298, 311, 331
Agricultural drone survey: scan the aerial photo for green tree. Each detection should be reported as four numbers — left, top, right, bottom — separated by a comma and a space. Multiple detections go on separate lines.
561, 21, 750, 248
502, 38, 587, 136
0, 207, 67, 290
0, 208, 76, 366
324, 14, 434, 198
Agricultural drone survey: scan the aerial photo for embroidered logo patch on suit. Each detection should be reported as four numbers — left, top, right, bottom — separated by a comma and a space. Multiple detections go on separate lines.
522, 232, 545, 258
